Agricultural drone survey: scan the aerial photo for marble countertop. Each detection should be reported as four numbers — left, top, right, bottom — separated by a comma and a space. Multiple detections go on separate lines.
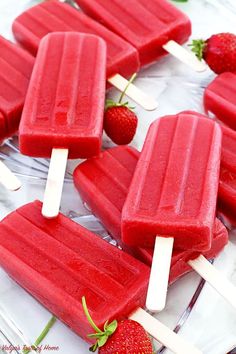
0, 1, 236, 353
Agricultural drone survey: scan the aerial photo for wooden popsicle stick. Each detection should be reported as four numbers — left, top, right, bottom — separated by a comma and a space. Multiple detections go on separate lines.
108, 74, 158, 111
188, 254, 236, 309
163, 40, 207, 72
146, 237, 174, 312
130, 308, 202, 354
42, 148, 68, 219
0, 161, 21, 191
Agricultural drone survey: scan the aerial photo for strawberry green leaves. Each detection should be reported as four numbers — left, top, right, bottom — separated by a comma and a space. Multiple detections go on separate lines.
82, 296, 118, 352
189, 39, 206, 60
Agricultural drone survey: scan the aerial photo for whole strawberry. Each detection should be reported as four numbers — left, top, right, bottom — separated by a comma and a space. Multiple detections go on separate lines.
82, 297, 153, 354
190, 33, 236, 74
104, 73, 138, 145
98, 319, 153, 354
104, 104, 138, 145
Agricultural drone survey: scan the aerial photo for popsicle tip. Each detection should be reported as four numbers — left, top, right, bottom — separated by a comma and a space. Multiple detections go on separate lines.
41, 205, 59, 219
0, 163, 22, 191
108, 74, 159, 111
145, 298, 166, 313
141, 99, 159, 111
194, 60, 208, 72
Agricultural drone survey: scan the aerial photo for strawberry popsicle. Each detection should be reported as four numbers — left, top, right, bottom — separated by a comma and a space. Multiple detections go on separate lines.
122, 113, 221, 311
122, 114, 221, 250
12, 0, 157, 110
218, 125, 236, 225
76, 0, 206, 71
204, 72, 236, 130
179, 111, 236, 227
0, 36, 34, 142
0, 200, 202, 354
19, 32, 106, 218
73, 146, 228, 285
74, 146, 228, 287
0, 36, 34, 191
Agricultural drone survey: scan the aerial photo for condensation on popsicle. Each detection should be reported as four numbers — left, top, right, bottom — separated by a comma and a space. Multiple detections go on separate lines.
0, 200, 202, 354
73, 145, 228, 284
19, 32, 106, 218
75, 0, 206, 72
204, 72, 236, 130
12, 0, 158, 110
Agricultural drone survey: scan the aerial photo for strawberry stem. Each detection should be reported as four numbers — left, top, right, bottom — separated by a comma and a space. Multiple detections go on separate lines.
82, 296, 103, 334
189, 39, 207, 60
23, 316, 57, 354
118, 73, 137, 104
82, 296, 118, 352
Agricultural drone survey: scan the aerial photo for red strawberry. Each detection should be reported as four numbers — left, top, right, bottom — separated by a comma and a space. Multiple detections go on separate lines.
104, 73, 138, 145
190, 33, 236, 74
98, 319, 153, 354
104, 104, 138, 145
82, 297, 153, 354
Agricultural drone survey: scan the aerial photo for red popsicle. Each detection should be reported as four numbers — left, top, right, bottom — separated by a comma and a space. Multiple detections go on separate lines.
0, 200, 202, 354
122, 113, 221, 311
204, 72, 236, 130
19, 32, 106, 218
12, 0, 157, 110
0, 36, 34, 142
0, 36, 34, 191
74, 146, 228, 282
75, 0, 206, 71
73, 146, 228, 285
218, 125, 236, 225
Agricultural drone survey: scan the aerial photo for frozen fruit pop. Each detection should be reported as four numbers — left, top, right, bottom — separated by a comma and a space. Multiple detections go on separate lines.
122, 114, 221, 249
76, 0, 206, 71
0, 36, 34, 191
0, 201, 202, 354
74, 146, 233, 305
19, 32, 106, 218
179, 111, 236, 227
0, 36, 34, 142
204, 72, 236, 130
12, 0, 157, 111
121, 113, 221, 311
217, 125, 236, 225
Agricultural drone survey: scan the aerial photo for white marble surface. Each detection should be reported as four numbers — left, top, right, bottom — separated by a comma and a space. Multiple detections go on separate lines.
0, 1, 236, 354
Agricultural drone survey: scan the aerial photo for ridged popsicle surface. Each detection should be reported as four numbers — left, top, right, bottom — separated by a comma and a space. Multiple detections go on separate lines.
19, 32, 106, 158
74, 146, 227, 283
0, 36, 34, 140
12, 0, 140, 78
0, 200, 149, 342
122, 113, 222, 250
76, 0, 191, 65
204, 73, 236, 130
